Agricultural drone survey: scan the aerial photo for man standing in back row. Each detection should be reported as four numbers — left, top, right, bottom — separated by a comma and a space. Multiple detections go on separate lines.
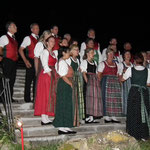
0, 21, 18, 102
19, 23, 40, 103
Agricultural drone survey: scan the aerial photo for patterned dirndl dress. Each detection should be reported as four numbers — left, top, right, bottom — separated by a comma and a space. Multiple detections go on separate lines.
70, 58, 85, 126
101, 61, 122, 117
86, 60, 103, 117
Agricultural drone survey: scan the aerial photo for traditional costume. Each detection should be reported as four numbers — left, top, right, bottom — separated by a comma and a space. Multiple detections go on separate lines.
123, 66, 150, 140
34, 49, 58, 116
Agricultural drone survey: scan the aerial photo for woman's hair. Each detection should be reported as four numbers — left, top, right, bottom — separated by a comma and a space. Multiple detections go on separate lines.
39, 30, 51, 42
58, 46, 69, 60
83, 48, 94, 60
44, 36, 55, 47
106, 45, 114, 56
69, 44, 79, 56
134, 52, 144, 65
85, 38, 94, 45
122, 50, 131, 60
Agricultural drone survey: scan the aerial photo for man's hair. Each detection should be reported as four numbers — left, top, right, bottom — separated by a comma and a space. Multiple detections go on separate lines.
5, 21, 15, 31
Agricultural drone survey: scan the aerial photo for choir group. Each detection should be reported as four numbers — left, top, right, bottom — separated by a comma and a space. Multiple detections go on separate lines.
0, 21, 150, 140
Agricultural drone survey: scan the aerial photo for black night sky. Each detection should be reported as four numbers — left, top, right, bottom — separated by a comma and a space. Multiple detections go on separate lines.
0, 1, 150, 53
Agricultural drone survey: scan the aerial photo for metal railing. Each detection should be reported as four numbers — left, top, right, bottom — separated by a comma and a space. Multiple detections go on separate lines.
0, 72, 16, 141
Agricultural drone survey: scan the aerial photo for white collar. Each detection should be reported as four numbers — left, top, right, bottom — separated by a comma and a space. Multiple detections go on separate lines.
31, 33, 39, 39
7, 32, 13, 38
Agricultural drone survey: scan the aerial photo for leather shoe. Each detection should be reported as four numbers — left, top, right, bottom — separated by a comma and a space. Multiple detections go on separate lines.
41, 121, 52, 125
104, 120, 112, 123
85, 120, 93, 124
58, 130, 70, 135
68, 130, 77, 134
111, 120, 121, 123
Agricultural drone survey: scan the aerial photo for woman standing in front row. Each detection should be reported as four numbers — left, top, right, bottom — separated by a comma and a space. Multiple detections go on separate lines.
34, 36, 58, 125
98, 48, 122, 123
53, 46, 76, 135
122, 52, 150, 140
66, 44, 85, 126
80, 48, 103, 123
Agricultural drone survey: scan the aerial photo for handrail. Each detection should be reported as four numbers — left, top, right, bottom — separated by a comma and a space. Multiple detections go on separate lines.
0, 73, 16, 142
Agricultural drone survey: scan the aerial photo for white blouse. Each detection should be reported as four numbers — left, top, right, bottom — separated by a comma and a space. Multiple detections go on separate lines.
123, 66, 150, 84
80, 59, 97, 73
57, 59, 69, 76
40, 49, 54, 74
66, 57, 80, 70
79, 42, 102, 63
119, 61, 133, 75
97, 61, 121, 75
34, 42, 45, 58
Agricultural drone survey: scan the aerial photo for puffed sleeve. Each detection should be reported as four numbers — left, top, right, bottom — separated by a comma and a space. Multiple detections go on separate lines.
80, 59, 88, 72
123, 67, 132, 80
97, 61, 105, 72
147, 68, 150, 84
41, 50, 52, 73
116, 62, 123, 75
79, 42, 86, 62
34, 42, 44, 58
58, 60, 68, 76
118, 63, 124, 75
65, 57, 71, 66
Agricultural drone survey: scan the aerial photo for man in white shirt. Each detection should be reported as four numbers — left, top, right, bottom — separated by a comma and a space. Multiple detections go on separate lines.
0, 21, 18, 102
19, 23, 39, 103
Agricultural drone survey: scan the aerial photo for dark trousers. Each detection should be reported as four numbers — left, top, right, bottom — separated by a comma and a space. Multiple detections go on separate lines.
2, 58, 17, 100
24, 58, 36, 102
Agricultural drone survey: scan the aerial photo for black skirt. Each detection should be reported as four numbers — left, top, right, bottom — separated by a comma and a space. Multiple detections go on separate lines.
126, 86, 150, 140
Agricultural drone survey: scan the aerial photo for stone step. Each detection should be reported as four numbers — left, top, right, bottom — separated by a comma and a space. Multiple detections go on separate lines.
1, 109, 35, 117
17, 131, 102, 146
15, 123, 126, 139
17, 117, 126, 128
0, 103, 33, 110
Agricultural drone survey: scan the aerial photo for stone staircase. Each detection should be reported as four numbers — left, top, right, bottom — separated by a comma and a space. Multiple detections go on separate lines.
0, 68, 126, 146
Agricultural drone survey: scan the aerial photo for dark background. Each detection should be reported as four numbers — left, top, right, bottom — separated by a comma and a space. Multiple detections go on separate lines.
0, 1, 150, 54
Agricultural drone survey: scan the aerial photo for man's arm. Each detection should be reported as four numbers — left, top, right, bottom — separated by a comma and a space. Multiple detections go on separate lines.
19, 47, 31, 68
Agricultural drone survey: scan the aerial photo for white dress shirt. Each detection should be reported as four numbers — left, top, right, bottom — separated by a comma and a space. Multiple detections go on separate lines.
20, 33, 39, 48
0, 32, 14, 47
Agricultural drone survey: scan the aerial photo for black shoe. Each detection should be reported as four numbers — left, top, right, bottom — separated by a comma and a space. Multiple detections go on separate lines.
93, 120, 100, 123
68, 130, 77, 134
111, 120, 121, 123
104, 119, 112, 123
58, 130, 70, 135
41, 121, 52, 125
85, 120, 94, 124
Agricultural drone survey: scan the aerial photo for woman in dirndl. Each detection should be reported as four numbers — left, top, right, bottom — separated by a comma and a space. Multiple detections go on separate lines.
80, 48, 103, 123
122, 52, 150, 140
53, 46, 77, 135
98, 48, 123, 123
120, 50, 133, 115
66, 44, 85, 126
34, 36, 58, 125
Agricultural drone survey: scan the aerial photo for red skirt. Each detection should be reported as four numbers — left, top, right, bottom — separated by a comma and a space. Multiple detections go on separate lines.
34, 67, 58, 116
